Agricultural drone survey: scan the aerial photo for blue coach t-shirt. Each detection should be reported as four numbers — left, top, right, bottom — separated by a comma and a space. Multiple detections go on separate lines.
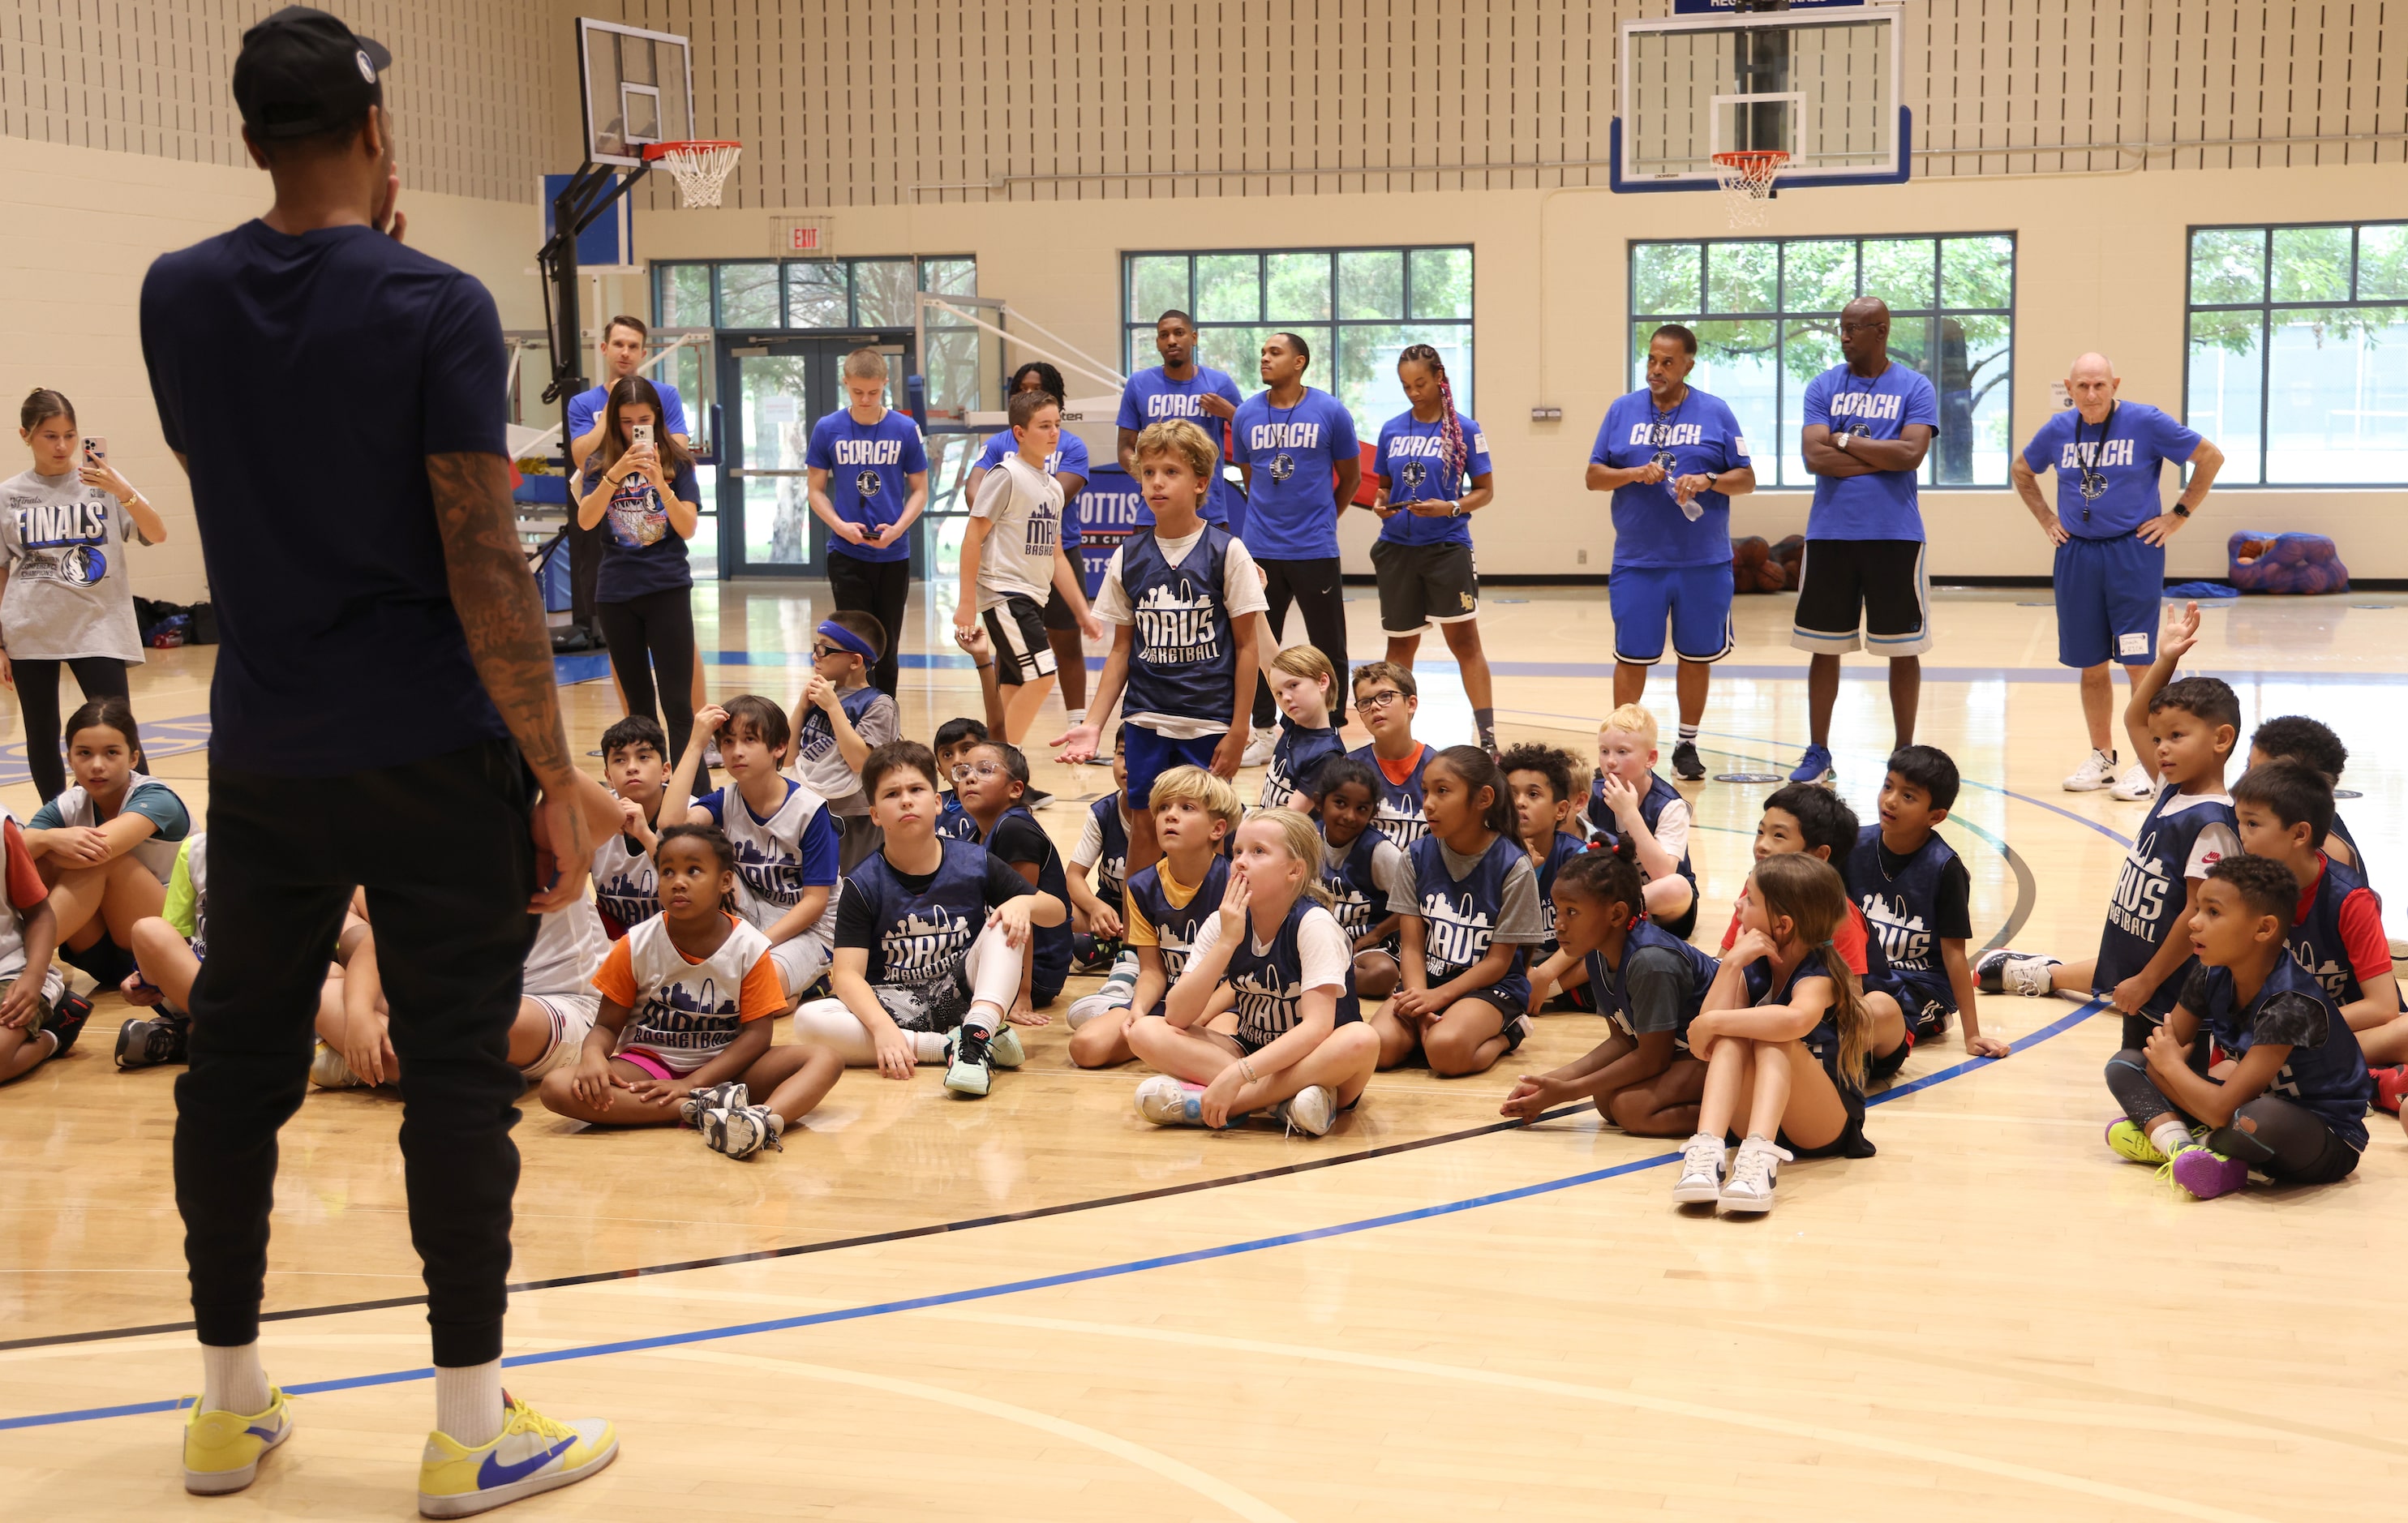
140, 221, 509, 776
1591, 387, 1751, 569
976, 428, 1091, 550
1231, 387, 1358, 560
1118, 367, 1241, 526
2019, 402, 2202, 539
805, 407, 928, 564
1374, 410, 1492, 548
566, 379, 687, 451
1802, 361, 1941, 542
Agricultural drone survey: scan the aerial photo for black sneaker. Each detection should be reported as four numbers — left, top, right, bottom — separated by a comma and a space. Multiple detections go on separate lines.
47, 992, 94, 1058
1672, 740, 1706, 781
115, 1010, 190, 1070
1024, 788, 1054, 809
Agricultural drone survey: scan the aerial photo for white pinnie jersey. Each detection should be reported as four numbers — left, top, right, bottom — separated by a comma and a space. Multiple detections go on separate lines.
49, 778, 182, 882
613, 913, 771, 1075
591, 825, 658, 934
714, 778, 832, 927
0, 806, 63, 1006
522, 897, 609, 1000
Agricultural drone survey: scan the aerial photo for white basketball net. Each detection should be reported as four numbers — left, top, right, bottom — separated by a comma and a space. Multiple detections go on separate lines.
652, 142, 742, 208
1711, 151, 1787, 229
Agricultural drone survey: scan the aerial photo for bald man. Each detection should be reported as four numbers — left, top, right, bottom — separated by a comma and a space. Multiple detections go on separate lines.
1790, 297, 1938, 782
2012, 354, 2224, 800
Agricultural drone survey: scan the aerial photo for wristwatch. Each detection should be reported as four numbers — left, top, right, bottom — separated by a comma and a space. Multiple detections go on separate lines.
1448, 500, 1464, 517
1834, 432, 1852, 453
2171, 504, 2192, 518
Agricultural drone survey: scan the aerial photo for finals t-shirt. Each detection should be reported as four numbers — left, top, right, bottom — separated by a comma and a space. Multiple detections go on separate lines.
2018, 401, 2202, 539
1231, 387, 1358, 560
0, 469, 147, 663
1590, 388, 1752, 570
805, 407, 929, 564
1801, 361, 1941, 542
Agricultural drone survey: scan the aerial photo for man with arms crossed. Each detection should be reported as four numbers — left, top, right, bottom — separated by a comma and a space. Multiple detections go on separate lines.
1789, 297, 1938, 783
2013, 353, 2225, 800
141, 8, 619, 1514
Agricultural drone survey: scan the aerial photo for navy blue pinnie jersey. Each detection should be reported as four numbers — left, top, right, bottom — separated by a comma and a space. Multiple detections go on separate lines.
1408, 834, 1530, 1000
1587, 918, 1719, 1047
934, 795, 980, 842
1349, 741, 1432, 848
846, 837, 995, 987
1226, 899, 1361, 1049
2189, 956, 2372, 1148
2330, 811, 2369, 883
1260, 722, 1344, 810
989, 804, 1071, 997
1087, 796, 1129, 908
1535, 830, 1588, 955
1586, 772, 1696, 894
2097, 787, 2238, 1019
1322, 826, 1388, 942
2289, 855, 2384, 1008
1126, 855, 1232, 983
1745, 947, 1850, 1074
1119, 526, 1238, 722
1846, 825, 1958, 979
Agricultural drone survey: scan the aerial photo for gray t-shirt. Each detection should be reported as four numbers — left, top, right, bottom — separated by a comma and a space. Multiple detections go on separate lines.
0, 469, 146, 663
791, 688, 900, 815
1387, 840, 1550, 944
1619, 945, 1694, 1036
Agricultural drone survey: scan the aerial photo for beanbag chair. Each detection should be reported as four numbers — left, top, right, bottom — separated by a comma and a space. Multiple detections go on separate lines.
2230, 531, 2349, 595
1732, 535, 1783, 594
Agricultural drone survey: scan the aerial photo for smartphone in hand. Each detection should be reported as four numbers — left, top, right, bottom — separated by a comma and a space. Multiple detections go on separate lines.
630, 423, 655, 448
81, 437, 107, 467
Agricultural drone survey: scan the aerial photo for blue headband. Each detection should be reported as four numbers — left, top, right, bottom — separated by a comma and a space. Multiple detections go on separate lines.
816, 620, 877, 660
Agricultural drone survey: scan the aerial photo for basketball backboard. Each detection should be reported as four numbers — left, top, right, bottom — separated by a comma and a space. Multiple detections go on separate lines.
1612, 5, 1908, 194
577, 18, 693, 167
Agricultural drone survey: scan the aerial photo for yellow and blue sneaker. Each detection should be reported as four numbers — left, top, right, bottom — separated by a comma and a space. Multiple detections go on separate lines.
417, 1392, 616, 1519
182, 1387, 294, 1495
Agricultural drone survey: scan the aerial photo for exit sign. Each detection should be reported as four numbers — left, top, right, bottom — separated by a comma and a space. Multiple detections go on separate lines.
788, 225, 821, 251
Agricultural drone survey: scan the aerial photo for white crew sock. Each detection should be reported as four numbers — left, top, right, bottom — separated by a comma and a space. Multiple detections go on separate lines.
1677, 723, 1699, 744
2151, 1120, 2194, 1158
1064, 706, 1087, 727
201, 1341, 269, 1415
913, 1030, 949, 1062
436, 1359, 505, 1446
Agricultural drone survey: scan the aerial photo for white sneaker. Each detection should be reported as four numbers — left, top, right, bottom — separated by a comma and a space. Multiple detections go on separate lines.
1241, 728, 1278, 769
309, 1041, 363, 1089
1067, 989, 1131, 1030
1134, 1074, 1205, 1126
1277, 1084, 1337, 1137
2109, 762, 2156, 801
2062, 749, 2117, 792
1719, 1136, 1794, 1214
1672, 1133, 1727, 1203
1975, 948, 2062, 997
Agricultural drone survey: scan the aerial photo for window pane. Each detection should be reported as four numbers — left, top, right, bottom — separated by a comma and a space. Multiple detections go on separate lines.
1779, 318, 1842, 485
1633, 243, 1702, 315
658, 264, 710, 328
2187, 311, 2264, 485
1266, 253, 1333, 321
2267, 306, 2408, 483
786, 261, 846, 328
922, 328, 982, 414
853, 259, 917, 326
1408, 247, 1472, 320
1861, 238, 1937, 311
716, 263, 781, 328
1335, 324, 1470, 444
1884, 313, 1936, 380
1705, 241, 1777, 314
2190, 229, 2264, 305
1932, 314, 2011, 486
921, 257, 977, 296
1941, 236, 2015, 309
1195, 254, 1260, 323
1782, 240, 1855, 312
1129, 255, 1191, 324
2271, 226, 2352, 304
1193, 324, 1265, 382
1282, 326, 1334, 387
1692, 319, 1780, 479
2359, 225, 2408, 299
1338, 250, 1405, 320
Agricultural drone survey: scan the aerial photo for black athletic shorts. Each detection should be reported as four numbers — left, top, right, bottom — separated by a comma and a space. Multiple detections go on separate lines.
1370, 538, 1479, 635
982, 595, 1058, 685
1789, 538, 1932, 657
1041, 578, 1077, 632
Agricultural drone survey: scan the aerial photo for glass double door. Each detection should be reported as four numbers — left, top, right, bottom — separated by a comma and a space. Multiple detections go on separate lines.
718, 334, 912, 577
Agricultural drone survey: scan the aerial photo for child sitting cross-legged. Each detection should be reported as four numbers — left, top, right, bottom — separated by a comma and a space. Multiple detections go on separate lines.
1257, 644, 1346, 811
0, 804, 69, 1083
1501, 742, 1594, 1010
22, 697, 189, 994
1062, 723, 1133, 980
539, 824, 842, 1158
1311, 757, 1407, 1002
1847, 745, 2013, 1062
953, 739, 1073, 1007
114, 831, 210, 1069
794, 611, 903, 873
932, 716, 989, 840
594, 715, 670, 937
1585, 704, 1698, 938
2247, 715, 2365, 874
2102, 854, 2372, 1197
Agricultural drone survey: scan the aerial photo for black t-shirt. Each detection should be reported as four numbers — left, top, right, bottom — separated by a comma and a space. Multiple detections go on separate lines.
1877, 840, 1973, 940
140, 221, 509, 775
835, 851, 1032, 950
984, 813, 1054, 871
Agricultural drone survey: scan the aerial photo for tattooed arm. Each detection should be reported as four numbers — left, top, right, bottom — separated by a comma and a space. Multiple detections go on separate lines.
427, 450, 617, 911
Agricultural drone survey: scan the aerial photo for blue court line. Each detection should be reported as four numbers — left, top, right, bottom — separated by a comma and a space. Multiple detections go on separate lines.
0, 1000, 2104, 1435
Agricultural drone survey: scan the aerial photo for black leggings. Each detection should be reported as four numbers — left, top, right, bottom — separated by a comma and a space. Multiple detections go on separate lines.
595, 588, 698, 765
15, 655, 131, 802
827, 550, 910, 698
2104, 1049, 2363, 1184
1250, 556, 1350, 728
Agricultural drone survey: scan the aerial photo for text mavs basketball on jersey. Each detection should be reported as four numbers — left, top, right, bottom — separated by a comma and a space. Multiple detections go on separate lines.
882, 907, 973, 982
1135, 582, 1222, 667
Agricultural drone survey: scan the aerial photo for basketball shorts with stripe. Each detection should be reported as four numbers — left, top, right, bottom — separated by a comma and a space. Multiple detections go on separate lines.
1789, 538, 1932, 657
982, 594, 1059, 685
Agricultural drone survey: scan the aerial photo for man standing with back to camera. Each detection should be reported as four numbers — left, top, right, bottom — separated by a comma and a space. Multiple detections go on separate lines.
140, 8, 620, 1515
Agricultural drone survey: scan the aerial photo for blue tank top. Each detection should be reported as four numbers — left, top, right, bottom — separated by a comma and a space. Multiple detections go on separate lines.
846, 836, 996, 987
1125, 854, 1232, 983
1408, 832, 1531, 999
1348, 741, 1433, 848
1322, 825, 1388, 942
988, 804, 1071, 997
934, 795, 980, 841
1745, 947, 1857, 1088
1260, 722, 1344, 810
1586, 918, 1719, 1047
2099, 787, 2238, 1018
2289, 854, 2387, 1008
1087, 795, 1130, 908
1846, 824, 1958, 980
1586, 772, 1696, 893
1118, 525, 1238, 722
2329, 810, 2369, 882
1225, 899, 1361, 1049
2193, 956, 2372, 1148
1535, 830, 1588, 957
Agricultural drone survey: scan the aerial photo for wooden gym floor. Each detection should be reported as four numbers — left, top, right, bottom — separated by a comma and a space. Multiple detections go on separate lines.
2, 582, 2402, 1521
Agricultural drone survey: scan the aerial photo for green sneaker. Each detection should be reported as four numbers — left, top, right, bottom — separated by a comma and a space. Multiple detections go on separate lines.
943, 1026, 994, 1097
986, 1024, 1026, 1069
2105, 1119, 2169, 1165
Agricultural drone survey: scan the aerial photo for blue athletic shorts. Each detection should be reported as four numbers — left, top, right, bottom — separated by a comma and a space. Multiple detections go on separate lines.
2054, 533, 2163, 669
1866, 965, 1955, 1037
1123, 724, 1222, 807
1609, 563, 1735, 664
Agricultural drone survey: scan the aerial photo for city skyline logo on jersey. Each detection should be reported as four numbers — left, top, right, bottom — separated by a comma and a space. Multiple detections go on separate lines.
1134, 579, 1221, 668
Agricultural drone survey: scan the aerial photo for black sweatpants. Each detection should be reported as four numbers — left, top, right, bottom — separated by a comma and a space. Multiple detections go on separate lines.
174, 740, 539, 1366
15, 654, 131, 801
594, 586, 698, 765
1249, 556, 1350, 728
827, 549, 910, 697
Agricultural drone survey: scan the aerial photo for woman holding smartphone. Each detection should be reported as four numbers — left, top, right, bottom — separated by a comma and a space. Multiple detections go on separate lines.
5, 388, 167, 801
577, 376, 703, 766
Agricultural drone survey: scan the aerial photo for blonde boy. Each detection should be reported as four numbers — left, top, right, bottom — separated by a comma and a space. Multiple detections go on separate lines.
1585, 704, 1700, 936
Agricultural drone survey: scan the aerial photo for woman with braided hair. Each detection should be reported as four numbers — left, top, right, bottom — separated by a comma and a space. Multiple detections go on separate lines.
1371, 345, 1500, 755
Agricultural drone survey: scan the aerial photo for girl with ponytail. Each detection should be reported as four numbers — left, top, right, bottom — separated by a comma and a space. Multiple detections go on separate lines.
1672, 852, 1875, 1216
1370, 345, 1504, 756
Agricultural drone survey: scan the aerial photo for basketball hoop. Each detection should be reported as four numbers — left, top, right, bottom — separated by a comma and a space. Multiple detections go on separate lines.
643, 140, 743, 208
1710, 149, 1788, 228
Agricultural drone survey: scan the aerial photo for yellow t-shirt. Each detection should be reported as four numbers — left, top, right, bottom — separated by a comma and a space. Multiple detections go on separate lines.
1123, 858, 1206, 947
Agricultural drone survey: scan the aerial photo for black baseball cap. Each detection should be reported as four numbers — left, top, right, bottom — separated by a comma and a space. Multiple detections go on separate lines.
233, 6, 390, 140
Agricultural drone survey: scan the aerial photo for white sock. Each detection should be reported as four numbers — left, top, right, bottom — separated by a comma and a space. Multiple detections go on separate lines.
963, 1002, 1002, 1037
201, 1341, 269, 1415
2151, 1120, 2193, 1157
436, 1358, 505, 1445
912, 1030, 949, 1063
1677, 723, 1699, 744
1064, 706, 1086, 727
